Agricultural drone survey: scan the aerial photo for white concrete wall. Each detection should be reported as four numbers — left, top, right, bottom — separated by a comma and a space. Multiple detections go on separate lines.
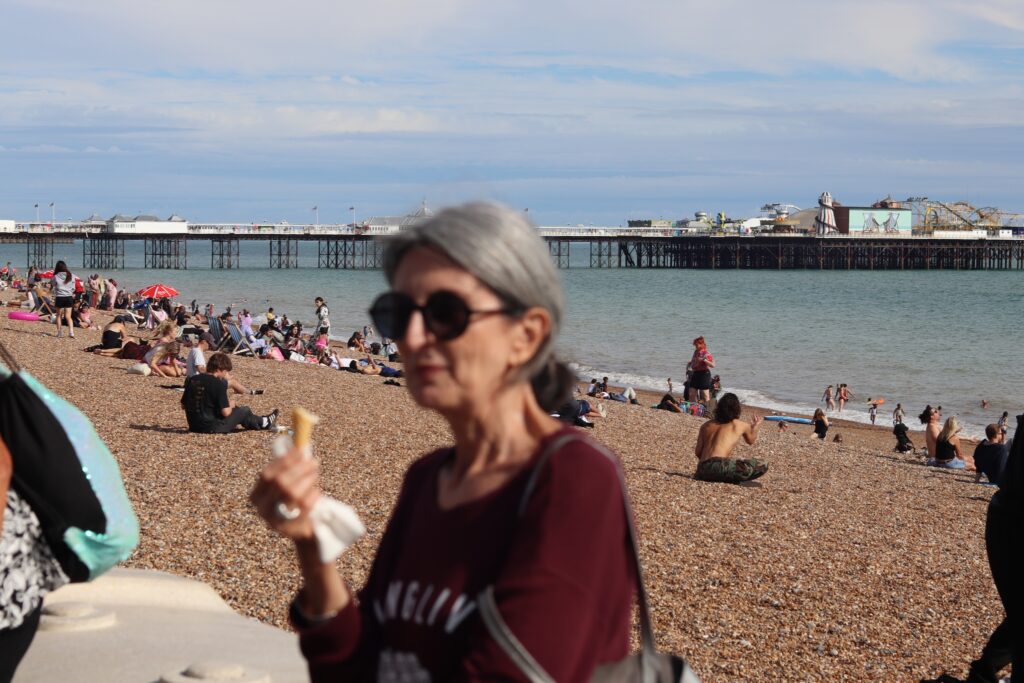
106, 220, 189, 234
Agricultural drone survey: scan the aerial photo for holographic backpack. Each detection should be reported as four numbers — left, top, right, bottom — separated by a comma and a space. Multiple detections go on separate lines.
0, 344, 139, 582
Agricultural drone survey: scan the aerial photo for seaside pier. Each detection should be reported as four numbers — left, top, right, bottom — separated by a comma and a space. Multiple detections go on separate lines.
5, 222, 1024, 270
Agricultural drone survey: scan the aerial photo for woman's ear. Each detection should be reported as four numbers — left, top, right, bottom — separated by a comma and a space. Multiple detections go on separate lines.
508, 307, 552, 369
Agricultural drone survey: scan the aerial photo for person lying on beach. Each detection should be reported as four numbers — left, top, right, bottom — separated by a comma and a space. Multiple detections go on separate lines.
111, 319, 177, 361
973, 424, 1009, 485
812, 408, 829, 440
927, 416, 966, 469
181, 353, 277, 433
657, 392, 683, 413
694, 392, 767, 483
346, 356, 403, 378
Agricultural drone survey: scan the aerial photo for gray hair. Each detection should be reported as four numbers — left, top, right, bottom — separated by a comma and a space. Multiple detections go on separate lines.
383, 202, 571, 405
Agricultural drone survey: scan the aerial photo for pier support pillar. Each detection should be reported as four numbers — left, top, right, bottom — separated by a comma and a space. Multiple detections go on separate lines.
26, 236, 55, 270
211, 238, 239, 269
270, 239, 298, 268
589, 240, 615, 268
145, 238, 187, 269
318, 239, 343, 268
83, 237, 125, 270
548, 240, 570, 268
318, 238, 381, 269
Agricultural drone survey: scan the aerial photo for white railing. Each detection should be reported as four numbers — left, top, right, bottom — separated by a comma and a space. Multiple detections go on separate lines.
6, 222, 1022, 241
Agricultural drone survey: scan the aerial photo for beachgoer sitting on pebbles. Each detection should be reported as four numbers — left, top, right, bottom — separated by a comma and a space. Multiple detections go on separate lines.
927, 416, 966, 469
187, 333, 260, 395
147, 341, 185, 378
920, 405, 942, 458
181, 353, 277, 433
90, 318, 132, 355
813, 408, 829, 440
973, 424, 1009, 485
694, 392, 767, 483
893, 421, 914, 453
347, 331, 369, 353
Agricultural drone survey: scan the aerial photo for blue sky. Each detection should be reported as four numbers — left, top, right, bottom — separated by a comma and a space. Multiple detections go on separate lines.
1, 0, 1022, 225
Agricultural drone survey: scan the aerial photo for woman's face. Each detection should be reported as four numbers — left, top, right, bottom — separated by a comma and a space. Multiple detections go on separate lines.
391, 247, 536, 416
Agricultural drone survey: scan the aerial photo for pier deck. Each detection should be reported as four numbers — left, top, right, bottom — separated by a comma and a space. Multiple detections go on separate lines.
3, 230, 1022, 270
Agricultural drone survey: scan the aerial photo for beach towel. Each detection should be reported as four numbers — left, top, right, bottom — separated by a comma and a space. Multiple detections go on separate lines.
0, 346, 139, 582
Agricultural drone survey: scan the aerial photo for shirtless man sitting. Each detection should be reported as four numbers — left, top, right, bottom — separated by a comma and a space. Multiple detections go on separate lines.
919, 405, 942, 458
694, 392, 768, 483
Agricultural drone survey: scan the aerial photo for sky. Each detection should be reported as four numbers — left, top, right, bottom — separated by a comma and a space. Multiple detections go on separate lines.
1, 0, 1023, 225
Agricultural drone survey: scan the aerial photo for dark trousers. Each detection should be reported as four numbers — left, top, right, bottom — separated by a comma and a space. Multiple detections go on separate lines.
968, 502, 1021, 683
0, 606, 42, 683
211, 406, 263, 433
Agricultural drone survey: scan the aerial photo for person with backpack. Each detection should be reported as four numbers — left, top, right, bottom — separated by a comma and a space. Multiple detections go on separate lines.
251, 203, 641, 681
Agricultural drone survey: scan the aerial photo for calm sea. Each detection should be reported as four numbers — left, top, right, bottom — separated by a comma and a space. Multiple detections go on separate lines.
4, 240, 1022, 438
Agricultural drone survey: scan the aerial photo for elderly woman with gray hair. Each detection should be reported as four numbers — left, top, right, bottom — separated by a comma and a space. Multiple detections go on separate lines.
252, 203, 637, 681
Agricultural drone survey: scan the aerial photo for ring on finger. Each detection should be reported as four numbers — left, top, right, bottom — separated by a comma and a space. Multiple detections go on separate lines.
275, 501, 300, 521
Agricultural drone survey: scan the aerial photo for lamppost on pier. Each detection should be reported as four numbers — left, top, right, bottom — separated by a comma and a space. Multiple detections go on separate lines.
34, 204, 39, 223
312, 206, 319, 226
49, 202, 55, 225
349, 206, 355, 227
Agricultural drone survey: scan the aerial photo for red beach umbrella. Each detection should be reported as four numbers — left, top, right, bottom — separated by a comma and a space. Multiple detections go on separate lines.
137, 283, 180, 299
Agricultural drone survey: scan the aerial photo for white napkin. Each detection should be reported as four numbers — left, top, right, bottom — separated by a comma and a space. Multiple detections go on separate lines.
273, 435, 366, 564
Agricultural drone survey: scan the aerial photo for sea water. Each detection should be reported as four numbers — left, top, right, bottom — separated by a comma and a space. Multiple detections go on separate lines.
4, 239, 1022, 437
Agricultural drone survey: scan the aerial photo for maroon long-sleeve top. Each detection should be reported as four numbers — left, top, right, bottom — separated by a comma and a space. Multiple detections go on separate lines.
293, 428, 634, 682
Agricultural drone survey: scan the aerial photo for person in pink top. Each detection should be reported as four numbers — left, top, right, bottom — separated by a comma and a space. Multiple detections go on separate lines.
687, 335, 715, 403
251, 203, 636, 682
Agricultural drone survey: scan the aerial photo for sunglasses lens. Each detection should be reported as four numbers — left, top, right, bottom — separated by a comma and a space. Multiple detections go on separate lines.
369, 293, 413, 340
424, 291, 471, 340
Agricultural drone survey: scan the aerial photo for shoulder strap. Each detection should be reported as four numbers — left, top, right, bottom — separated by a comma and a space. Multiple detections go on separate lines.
481, 431, 660, 673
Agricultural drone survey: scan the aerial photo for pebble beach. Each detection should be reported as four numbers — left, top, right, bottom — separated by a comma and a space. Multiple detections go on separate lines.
0, 304, 1005, 682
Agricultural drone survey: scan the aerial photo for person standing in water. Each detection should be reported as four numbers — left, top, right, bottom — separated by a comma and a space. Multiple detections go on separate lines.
822, 385, 836, 411
893, 403, 905, 425
837, 384, 853, 412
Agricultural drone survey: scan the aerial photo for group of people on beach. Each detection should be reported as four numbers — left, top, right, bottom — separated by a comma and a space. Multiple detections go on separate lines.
1, 202, 1019, 682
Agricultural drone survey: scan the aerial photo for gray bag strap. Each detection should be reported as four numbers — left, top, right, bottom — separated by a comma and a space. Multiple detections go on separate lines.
479, 431, 661, 679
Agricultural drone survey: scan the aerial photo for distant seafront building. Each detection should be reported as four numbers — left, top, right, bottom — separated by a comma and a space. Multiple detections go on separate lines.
358, 204, 433, 235
105, 214, 188, 234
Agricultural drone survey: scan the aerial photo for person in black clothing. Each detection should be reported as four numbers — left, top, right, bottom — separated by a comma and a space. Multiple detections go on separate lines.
974, 424, 1009, 486
181, 353, 278, 434
924, 414, 1021, 683
812, 408, 829, 440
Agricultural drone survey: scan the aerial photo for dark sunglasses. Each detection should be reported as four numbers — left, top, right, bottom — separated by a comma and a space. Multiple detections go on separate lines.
369, 290, 520, 341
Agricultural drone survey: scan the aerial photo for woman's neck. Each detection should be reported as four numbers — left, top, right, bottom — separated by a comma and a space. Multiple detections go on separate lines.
446, 385, 558, 483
